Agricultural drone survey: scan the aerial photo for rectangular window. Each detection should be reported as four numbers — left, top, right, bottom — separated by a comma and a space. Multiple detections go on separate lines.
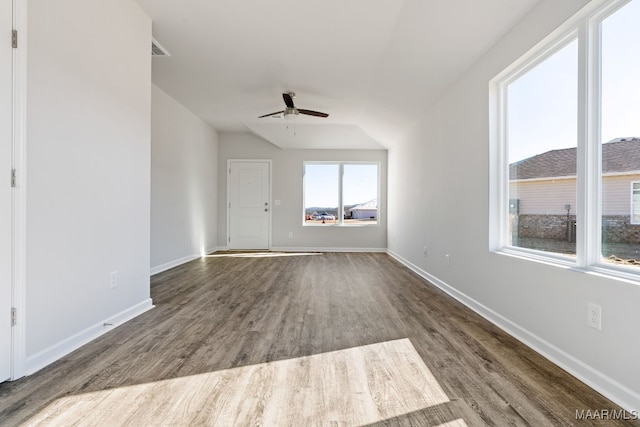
507, 39, 578, 258
599, 0, 640, 266
492, 0, 640, 277
631, 182, 640, 225
343, 164, 378, 224
303, 162, 379, 226
303, 164, 339, 225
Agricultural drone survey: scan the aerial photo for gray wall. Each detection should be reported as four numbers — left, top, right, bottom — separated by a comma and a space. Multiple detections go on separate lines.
25, 0, 152, 372
218, 132, 387, 250
387, 0, 640, 410
151, 85, 219, 272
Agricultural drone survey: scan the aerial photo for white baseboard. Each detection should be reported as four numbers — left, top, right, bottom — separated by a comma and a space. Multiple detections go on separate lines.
208, 246, 386, 253
206, 246, 227, 254
150, 247, 229, 275
25, 298, 154, 376
270, 246, 387, 253
386, 250, 640, 413
150, 254, 201, 275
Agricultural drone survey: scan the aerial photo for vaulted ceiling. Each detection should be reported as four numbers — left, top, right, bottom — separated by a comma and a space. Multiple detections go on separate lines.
136, 0, 538, 149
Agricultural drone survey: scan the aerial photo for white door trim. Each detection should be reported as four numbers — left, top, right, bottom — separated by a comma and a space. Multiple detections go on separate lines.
226, 159, 272, 250
11, 0, 27, 380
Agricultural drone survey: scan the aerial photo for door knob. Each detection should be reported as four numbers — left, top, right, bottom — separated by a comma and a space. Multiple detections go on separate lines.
265, 208, 268, 212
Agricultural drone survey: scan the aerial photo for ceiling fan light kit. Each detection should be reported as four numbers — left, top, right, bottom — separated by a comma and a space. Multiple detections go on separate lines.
259, 92, 329, 119
284, 107, 299, 119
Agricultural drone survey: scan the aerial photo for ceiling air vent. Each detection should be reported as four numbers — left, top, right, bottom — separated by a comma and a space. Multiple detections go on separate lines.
151, 38, 170, 57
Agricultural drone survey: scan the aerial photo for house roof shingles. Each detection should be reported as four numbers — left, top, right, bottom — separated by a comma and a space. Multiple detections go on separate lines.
509, 138, 640, 180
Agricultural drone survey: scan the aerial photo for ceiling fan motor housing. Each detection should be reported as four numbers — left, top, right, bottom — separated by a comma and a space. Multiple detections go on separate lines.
284, 107, 299, 118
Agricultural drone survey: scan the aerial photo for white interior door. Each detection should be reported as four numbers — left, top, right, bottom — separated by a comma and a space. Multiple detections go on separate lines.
1, 0, 13, 382
228, 161, 270, 250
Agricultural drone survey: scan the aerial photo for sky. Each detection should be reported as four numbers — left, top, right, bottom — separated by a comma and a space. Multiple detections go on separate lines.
508, 0, 640, 163
304, 164, 378, 208
306, 2, 639, 205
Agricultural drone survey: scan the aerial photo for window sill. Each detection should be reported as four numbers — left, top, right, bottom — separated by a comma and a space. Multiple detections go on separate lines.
493, 247, 640, 285
494, 247, 576, 269
302, 222, 380, 228
303, 224, 380, 228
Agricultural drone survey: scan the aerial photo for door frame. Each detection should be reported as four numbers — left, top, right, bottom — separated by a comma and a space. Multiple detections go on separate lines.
9, 0, 27, 380
226, 159, 272, 250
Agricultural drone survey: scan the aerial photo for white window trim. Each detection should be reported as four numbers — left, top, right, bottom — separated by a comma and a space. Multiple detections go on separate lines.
490, 0, 640, 281
631, 181, 640, 225
303, 161, 381, 227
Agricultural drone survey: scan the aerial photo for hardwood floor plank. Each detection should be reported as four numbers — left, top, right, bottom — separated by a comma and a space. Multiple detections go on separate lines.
0, 252, 636, 426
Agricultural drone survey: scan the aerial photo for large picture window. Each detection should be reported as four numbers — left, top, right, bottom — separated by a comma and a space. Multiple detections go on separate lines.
507, 39, 578, 257
491, 0, 640, 277
303, 162, 379, 226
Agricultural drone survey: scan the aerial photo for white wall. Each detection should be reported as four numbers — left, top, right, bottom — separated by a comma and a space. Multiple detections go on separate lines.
388, 0, 640, 411
25, 0, 152, 373
151, 85, 219, 273
218, 133, 387, 251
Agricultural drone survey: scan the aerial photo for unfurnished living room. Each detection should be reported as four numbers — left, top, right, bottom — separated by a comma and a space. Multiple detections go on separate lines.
1, 0, 639, 425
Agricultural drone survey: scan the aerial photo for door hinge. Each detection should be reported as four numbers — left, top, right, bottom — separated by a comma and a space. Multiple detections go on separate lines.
228, 202, 231, 209
11, 169, 16, 188
228, 236, 231, 243
11, 308, 16, 326
12, 30, 17, 48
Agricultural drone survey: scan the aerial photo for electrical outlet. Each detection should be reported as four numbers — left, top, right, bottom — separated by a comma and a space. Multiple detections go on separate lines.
110, 271, 118, 289
288, 231, 293, 239
445, 254, 450, 266
587, 303, 601, 330
423, 247, 428, 258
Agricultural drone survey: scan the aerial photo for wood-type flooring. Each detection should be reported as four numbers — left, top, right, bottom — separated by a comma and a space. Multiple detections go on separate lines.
0, 252, 637, 426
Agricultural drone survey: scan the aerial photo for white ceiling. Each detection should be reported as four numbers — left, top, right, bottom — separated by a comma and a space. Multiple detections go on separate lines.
139, 0, 538, 150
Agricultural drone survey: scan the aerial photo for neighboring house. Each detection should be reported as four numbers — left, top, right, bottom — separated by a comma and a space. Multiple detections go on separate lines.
509, 137, 640, 243
346, 198, 378, 220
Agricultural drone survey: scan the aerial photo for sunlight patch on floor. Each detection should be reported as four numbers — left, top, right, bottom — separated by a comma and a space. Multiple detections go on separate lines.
25, 339, 460, 426
205, 251, 322, 258
435, 419, 469, 427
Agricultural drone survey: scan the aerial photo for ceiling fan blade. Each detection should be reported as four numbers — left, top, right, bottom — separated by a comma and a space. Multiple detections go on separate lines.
282, 93, 295, 109
258, 110, 284, 118
298, 109, 329, 118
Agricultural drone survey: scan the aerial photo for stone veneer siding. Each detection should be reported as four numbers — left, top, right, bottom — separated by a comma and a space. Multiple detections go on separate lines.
516, 215, 573, 241
514, 214, 640, 243
602, 215, 640, 244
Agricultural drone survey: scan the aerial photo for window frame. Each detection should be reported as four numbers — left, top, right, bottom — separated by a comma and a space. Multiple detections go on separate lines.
490, 0, 640, 280
302, 161, 380, 227
631, 181, 640, 225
